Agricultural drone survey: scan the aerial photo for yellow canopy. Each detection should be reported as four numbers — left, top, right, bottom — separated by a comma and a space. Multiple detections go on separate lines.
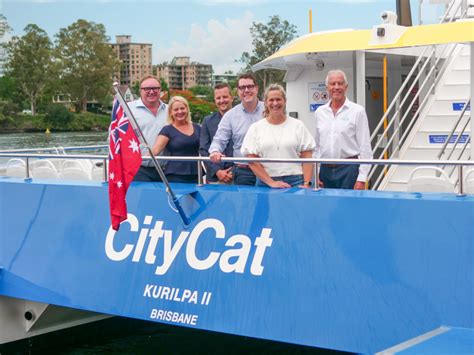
254, 21, 474, 70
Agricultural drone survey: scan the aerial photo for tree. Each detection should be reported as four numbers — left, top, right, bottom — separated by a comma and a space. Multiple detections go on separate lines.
239, 15, 297, 90
44, 104, 74, 128
189, 85, 214, 102
5, 24, 54, 115
55, 19, 120, 112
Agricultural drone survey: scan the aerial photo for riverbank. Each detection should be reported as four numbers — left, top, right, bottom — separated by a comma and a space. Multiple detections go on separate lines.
0, 112, 110, 133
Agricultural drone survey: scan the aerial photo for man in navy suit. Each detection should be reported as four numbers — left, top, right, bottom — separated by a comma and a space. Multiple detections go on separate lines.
199, 82, 234, 183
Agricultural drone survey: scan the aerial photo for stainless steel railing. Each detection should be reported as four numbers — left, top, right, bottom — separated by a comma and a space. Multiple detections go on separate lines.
437, 100, 471, 180
2, 152, 474, 196
368, 0, 468, 189
0, 144, 108, 153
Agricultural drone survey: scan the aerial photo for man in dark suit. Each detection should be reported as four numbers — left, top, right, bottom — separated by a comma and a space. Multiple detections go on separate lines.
199, 82, 234, 183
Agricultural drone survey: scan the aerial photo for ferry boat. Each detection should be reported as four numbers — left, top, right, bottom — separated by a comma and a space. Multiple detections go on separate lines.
1, 1, 473, 353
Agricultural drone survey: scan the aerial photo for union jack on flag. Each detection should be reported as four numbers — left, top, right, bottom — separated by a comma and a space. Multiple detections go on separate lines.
108, 97, 142, 231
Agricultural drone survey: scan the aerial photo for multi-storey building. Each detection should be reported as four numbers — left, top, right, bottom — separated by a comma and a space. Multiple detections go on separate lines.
212, 73, 238, 86
156, 56, 212, 90
111, 35, 152, 86
0, 14, 12, 77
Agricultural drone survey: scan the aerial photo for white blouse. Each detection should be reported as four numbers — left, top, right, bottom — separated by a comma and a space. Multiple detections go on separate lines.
241, 116, 315, 177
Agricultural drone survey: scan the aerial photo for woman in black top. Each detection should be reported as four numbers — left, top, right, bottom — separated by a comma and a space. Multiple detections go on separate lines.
152, 96, 201, 183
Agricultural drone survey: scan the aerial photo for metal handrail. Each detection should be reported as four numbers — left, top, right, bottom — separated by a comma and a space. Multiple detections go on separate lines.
369, 0, 462, 148
2, 152, 474, 195
3, 152, 474, 165
368, 0, 466, 186
437, 100, 470, 159
369, 46, 435, 146
371, 53, 455, 188
0, 145, 108, 153
440, 0, 463, 23
369, 43, 458, 188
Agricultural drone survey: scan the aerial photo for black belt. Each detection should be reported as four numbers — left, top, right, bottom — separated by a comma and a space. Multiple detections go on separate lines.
323, 155, 359, 168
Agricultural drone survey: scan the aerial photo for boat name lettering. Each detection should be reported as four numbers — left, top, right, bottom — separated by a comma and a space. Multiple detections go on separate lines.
150, 308, 198, 326
105, 215, 273, 276
143, 284, 212, 305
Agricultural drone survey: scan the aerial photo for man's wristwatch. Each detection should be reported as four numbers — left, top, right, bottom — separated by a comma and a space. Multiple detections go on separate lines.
303, 181, 313, 187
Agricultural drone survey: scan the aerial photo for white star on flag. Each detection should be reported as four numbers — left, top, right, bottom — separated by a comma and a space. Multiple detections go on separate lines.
109, 172, 115, 181
129, 139, 140, 153
117, 181, 123, 188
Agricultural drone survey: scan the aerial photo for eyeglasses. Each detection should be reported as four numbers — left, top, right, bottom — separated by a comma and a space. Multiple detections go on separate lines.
141, 87, 161, 92
237, 84, 256, 91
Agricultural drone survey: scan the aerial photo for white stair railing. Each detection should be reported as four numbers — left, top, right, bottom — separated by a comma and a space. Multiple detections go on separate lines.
368, 0, 467, 189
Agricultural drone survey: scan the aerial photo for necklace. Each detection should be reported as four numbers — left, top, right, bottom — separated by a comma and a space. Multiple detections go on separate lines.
269, 119, 286, 151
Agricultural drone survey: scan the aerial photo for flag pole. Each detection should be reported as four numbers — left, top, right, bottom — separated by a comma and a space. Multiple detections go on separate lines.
112, 83, 190, 226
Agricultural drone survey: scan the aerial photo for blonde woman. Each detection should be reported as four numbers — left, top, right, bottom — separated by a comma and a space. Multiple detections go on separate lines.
241, 84, 315, 188
152, 96, 201, 183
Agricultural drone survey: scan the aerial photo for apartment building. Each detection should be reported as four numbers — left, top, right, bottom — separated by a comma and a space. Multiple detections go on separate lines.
212, 73, 238, 86
156, 56, 212, 90
111, 35, 152, 86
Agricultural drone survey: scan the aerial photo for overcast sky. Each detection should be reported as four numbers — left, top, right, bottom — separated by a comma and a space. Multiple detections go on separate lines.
1, 0, 444, 73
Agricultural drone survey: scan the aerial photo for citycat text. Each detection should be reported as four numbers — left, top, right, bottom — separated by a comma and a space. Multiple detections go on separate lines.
105, 215, 273, 276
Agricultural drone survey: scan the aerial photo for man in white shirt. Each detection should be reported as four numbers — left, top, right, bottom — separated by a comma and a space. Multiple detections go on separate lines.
314, 70, 373, 189
129, 76, 168, 182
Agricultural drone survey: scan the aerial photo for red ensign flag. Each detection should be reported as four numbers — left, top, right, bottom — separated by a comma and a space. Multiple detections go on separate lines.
108, 98, 142, 230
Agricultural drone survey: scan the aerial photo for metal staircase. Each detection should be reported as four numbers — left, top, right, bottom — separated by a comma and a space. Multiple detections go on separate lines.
368, 0, 472, 191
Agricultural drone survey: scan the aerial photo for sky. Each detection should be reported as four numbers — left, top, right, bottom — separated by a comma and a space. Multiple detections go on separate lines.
1, 0, 444, 74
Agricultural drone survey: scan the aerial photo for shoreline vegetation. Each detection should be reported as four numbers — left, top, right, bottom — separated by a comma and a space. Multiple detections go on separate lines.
0, 112, 111, 133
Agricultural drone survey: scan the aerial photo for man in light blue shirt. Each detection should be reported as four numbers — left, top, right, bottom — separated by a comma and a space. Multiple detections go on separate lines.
209, 73, 264, 185
129, 76, 168, 182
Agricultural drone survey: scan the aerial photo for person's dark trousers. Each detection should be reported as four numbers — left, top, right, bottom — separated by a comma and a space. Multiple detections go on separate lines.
233, 165, 256, 186
134, 166, 163, 182
166, 174, 198, 183
319, 164, 359, 189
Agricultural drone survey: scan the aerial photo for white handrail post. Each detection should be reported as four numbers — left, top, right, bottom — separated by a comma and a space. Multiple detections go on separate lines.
458, 165, 465, 196
354, 50, 365, 106
197, 161, 204, 186
25, 157, 30, 179
471, 41, 474, 162
102, 158, 108, 182
314, 162, 321, 191
393, 97, 401, 158
461, 0, 467, 17
418, 0, 423, 25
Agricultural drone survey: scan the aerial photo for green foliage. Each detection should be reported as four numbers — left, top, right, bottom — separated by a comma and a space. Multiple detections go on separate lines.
43, 104, 74, 128
0, 114, 15, 129
239, 15, 297, 90
189, 102, 215, 123
0, 109, 110, 132
5, 24, 54, 115
160, 78, 169, 93
0, 76, 16, 101
68, 112, 110, 131
189, 85, 214, 102
131, 81, 140, 97
0, 100, 21, 117
169, 89, 216, 123
54, 19, 120, 112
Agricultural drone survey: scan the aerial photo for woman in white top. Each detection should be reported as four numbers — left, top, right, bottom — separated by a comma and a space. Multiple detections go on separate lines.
241, 84, 316, 188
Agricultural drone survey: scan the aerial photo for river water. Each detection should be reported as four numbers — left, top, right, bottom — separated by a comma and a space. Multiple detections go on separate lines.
0, 131, 108, 151
0, 132, 347, 354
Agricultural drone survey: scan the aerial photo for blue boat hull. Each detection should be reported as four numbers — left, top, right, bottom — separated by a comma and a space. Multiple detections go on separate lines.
1, 178, 473, 353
